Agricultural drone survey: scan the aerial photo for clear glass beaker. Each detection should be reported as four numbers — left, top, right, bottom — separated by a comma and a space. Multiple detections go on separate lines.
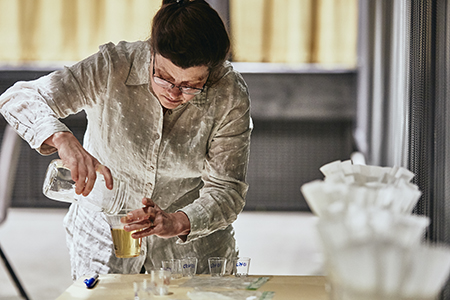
42, 159, 128, 214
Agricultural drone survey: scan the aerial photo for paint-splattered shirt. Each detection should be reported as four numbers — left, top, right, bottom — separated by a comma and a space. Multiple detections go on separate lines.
0, 40, 252, 278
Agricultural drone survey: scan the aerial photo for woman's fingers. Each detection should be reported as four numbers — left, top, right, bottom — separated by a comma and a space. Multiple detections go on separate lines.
81, 163, 98, 196
122, 206, 156, 224
123, 209, 190, 239
124, 218, 155, 232
47, 132, 114, 196
67, 157, 112, 196
142, 197, 156, 207
121, 200, 190, 239
96, 164, 113, 190
122, 202, 162, 235
131, 226, 156, 239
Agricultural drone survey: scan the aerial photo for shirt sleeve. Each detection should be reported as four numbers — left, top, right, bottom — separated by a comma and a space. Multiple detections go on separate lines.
0, 43, 114, 154
179, 72, 253, 243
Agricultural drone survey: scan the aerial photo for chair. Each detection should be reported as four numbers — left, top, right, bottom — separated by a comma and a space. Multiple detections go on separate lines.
0, 124, 30, 300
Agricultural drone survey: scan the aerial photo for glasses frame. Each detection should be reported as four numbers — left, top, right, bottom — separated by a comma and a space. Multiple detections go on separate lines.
152, 55, 208, 95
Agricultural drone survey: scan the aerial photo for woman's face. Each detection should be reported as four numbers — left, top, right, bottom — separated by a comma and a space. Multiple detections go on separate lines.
150, 54, 209, 110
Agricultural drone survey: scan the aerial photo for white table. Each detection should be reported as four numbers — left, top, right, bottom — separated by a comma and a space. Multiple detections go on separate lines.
56, 274, 328, 300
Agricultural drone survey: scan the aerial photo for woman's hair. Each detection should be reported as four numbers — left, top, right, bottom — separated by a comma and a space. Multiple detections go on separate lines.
150, 0, 230, 69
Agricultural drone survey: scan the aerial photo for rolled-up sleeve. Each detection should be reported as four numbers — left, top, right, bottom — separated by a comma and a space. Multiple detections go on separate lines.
0, 43, 114, 154
0, 75, 73, 154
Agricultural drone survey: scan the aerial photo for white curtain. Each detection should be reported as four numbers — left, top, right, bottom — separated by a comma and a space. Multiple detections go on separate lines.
230, 0, 358, 66
0, 0, 160, 64
0, 0, 359, 66
355, 0, 410, 167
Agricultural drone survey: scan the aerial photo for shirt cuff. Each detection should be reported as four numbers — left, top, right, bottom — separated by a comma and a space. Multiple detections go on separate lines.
176, 203, 209, 244
33, 118, 72, 155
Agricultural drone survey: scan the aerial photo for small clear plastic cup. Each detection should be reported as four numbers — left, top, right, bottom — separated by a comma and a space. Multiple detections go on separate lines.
233, 257, 251, 277
208, 257, 227, 277
181, 257, 198, 277
105, 209, 141, 258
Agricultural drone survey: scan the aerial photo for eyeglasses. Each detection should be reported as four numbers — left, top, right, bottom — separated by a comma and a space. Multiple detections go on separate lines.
152, 56, 208, 95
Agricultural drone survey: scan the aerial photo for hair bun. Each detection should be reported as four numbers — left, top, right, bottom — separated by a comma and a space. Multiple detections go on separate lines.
162, 0, 192, 5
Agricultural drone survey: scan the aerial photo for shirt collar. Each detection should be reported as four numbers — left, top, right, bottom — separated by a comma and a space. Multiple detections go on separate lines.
125, 40, 152, 86
189, 61, 232, 108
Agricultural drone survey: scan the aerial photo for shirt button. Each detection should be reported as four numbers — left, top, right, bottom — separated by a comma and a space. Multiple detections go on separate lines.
149, 165, 155, 171
145, 182, 153, 189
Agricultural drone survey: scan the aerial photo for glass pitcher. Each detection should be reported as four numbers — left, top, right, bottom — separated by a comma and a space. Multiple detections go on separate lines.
42, 159, 128, 214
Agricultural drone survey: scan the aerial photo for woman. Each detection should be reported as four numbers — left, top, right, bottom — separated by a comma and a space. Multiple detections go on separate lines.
0, 0, 252, 279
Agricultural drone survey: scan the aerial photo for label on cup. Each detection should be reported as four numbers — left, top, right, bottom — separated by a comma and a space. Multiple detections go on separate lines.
237, 261, 248, 267
210, 262, 223, 268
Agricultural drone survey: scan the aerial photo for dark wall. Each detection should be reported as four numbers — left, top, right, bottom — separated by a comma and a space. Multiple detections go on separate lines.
241, 70, 357, 210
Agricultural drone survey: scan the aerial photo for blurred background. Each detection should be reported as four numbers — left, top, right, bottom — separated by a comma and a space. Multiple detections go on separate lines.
0, 0, 358, 211
1, 0, 450, 299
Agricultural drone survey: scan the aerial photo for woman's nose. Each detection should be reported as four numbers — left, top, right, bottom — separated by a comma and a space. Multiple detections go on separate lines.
168, 85, 183, 97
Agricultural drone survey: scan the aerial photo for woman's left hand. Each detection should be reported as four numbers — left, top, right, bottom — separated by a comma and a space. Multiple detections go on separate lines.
122, 198, 191, 239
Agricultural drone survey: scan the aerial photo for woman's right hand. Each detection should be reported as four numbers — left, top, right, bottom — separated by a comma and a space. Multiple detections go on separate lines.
44, 131, 113, 196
